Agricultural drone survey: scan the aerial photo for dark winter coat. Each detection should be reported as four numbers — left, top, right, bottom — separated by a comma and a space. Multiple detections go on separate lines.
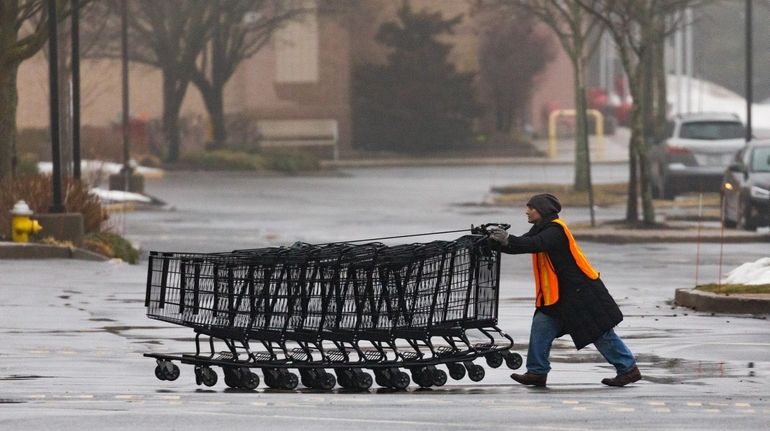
496, 217, 623, 349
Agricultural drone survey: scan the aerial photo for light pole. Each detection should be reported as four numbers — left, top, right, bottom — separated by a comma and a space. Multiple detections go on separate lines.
72, 0, 81, 180
47, 0, 64, 213
745, 0, 753, 142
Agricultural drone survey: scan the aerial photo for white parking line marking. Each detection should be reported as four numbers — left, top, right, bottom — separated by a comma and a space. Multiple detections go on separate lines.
735, 403, 751, 408
115, 395, 141, 400
562, 400, 579, 405
648, 401, 666, 406
687, 402, 702, 407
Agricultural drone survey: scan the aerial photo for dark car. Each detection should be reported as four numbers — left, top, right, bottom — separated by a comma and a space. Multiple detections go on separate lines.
649, 113, 746, 199
721, 141, 770, 230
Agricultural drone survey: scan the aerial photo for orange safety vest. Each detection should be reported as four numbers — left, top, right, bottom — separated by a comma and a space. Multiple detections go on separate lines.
532, 219, 599, 307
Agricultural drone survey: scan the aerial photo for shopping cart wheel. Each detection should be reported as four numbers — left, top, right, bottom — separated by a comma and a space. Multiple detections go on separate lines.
280, 372, 299, 390
485, 351, 504, 369
223, 367, 242, 389
200, 367, 217, 387
336, 368, 354, 389
391, 370, 410, 390
242, 371, 260, 390
505, 352, 523, 370
154, 365, 166, 381
354, 370, 373, 390
317, 372, 336, 390
447, 362, 466, 380
263, 368, 279, 389
300, 368, 317, 389
467, 364, 485, 382
411, 368, 433, 388
374, 369, 390, 388
430, 368, 448, 387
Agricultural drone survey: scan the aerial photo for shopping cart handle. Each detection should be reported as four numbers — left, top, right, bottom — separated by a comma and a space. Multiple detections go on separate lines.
470, 223, 511, 235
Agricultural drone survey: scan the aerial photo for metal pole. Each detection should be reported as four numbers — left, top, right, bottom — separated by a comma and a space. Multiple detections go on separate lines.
746, 0, 753, 142
47, 0, 64, 213
72, 0, 81, 180
685, 8, 693, 114
121, 0, 131, 177
674, 13, 683, 115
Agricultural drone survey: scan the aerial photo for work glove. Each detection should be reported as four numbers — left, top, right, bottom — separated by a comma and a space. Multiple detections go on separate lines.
486, 225, 509, 245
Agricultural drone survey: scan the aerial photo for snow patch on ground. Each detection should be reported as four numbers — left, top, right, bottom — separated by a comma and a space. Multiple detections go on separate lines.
723, 257, 770, 285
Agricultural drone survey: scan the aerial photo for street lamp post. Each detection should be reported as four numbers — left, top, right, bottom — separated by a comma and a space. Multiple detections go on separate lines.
47, 0, 64, 213
72, 0, 81, 180
745, 0, 753, 142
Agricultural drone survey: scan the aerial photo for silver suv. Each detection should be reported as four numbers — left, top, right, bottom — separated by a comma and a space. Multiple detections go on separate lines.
649, 112, 746, 199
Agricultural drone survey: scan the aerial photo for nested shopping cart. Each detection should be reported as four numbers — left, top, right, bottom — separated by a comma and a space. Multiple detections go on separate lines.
144, 226, 523, 391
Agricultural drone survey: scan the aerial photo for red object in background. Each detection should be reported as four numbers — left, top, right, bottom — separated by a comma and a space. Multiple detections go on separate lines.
587, 88, 609, 110
615, 103, 632, 127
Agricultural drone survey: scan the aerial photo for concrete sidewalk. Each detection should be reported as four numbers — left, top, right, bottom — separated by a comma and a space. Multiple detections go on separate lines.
322, 128, 630, 168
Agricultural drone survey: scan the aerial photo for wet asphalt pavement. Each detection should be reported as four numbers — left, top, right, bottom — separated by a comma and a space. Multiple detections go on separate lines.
1, 166, 769, 430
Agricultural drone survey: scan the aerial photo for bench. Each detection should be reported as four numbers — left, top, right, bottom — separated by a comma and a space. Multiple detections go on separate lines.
256, 119, 339, 160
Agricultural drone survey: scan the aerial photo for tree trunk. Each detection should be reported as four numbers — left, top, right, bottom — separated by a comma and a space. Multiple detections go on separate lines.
202, 84, 227, 150
0, 64, 19, 179
653, 21, 667, 141
573, 55, 591, 192
162, 72, 187, 163
57, 22, 72, 179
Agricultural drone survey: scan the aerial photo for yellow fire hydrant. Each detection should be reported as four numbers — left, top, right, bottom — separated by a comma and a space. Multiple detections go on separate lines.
11, 200, 42, 243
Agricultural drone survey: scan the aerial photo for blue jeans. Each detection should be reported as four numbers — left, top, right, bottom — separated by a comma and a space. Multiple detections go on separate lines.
526, 310, 636, 375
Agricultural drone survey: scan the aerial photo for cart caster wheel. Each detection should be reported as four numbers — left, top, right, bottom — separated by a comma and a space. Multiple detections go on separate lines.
242, 372, 260, 390
430, 368, 447, 387
390, 370, 410, 390
154, 365, 166, 381
485, 351, 504, 369
300, 369, 317, 389
223, 367, 241, 389
505, 352, 523, 370
317, 372, 336, 390
200, 367, 217, 387
336, 369, 354, 389
355, 371, 373, 390
263, 368, 279, 389
412, 368, 433, 388
468, 365, 485, 382
447, 362, 466, 380
280, 372, 299, 390
166, 363, 180, 381
374, 369, 390, 388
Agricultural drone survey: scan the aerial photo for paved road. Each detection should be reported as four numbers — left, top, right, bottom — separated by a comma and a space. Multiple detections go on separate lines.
2, 166, 769, 430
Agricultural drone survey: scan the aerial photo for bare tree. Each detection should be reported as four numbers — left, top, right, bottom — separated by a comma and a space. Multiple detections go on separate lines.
91, 1, 217, 163
479, 0, 603, 194
478, 11, 555, 135
0, 0, 72, 179
191, 0, 305, 150
576, 0, 706, 225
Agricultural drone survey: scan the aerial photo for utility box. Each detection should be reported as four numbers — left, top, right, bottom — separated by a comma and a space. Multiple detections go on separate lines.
34, 213, 84, 247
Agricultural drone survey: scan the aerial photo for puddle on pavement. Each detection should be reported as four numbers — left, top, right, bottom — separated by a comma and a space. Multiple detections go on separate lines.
0, 399, 27, 404
89, 318, 117, 322
105, 298, 144, 304
550, 350, 752, 385
0, 374, 53, 381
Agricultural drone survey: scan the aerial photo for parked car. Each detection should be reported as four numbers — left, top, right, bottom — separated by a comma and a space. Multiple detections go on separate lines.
721, 141, 770, 230
648, 112, 746, 199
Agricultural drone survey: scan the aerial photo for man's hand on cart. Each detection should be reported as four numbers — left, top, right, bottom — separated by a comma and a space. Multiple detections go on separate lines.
486, 225, 509, 244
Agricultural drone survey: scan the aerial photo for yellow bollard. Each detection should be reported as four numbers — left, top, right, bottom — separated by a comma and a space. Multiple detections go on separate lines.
10, 201, 42, 243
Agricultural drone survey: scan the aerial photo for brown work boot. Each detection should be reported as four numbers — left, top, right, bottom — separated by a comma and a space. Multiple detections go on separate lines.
601, 366, 642, 387
510, 372, 547, 387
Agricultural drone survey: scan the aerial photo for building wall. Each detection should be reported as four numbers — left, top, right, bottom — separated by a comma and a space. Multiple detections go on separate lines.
14, 1, 574, 157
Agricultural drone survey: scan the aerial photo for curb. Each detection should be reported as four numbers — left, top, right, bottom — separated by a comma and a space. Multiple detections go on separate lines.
0, 243, 108, 261
572, 230, 770, 244
321, 157, 628, 169
674, 288, 770, 315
